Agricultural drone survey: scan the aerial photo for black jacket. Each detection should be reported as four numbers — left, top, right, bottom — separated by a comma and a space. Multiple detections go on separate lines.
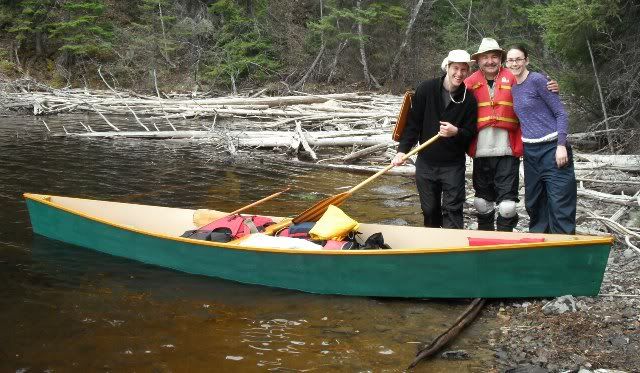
398, 76, 478, 165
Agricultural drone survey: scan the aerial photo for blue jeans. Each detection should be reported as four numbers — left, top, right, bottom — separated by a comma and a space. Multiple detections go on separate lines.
523, 141, 577, 234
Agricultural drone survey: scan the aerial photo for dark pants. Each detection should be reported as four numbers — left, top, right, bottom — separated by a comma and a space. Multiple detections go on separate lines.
523, 141, 577, 234
472, 155, 520, 231
415, 159, 466, 229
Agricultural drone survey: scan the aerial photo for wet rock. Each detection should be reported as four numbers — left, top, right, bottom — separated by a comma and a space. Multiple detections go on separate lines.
504, 364, 549, 373
373, 324, 391, 332
542, 295, 577, 315
441, 349, 471, 360
381, 199, 412, 208
324, 326, 357, 335
372, 185, 406, 195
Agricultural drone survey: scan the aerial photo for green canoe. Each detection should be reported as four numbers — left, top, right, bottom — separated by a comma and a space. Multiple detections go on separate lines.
24, 193, 613, 298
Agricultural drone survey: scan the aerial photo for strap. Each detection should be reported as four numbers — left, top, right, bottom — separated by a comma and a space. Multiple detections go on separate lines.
477, 116, 519, 124
243, 217, 259, 234
477, 101, 514, 107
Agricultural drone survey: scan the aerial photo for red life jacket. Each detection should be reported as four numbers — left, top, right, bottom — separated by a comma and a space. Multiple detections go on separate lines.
465, 69, 523, 157
199, 214, 274, 240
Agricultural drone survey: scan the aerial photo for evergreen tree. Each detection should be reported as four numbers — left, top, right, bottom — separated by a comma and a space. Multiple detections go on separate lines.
7, 0, 54, 57
48, 0, 113, 60
206, 0, 279, 89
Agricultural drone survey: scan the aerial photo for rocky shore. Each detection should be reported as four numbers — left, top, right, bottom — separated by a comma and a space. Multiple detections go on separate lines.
484, 238, 639, 373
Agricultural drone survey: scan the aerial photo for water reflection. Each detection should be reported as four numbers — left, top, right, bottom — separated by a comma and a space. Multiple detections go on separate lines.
0, 115, 494, 372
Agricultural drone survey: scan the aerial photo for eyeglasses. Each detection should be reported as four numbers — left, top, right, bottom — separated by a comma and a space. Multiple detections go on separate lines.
506, 58, 526, 64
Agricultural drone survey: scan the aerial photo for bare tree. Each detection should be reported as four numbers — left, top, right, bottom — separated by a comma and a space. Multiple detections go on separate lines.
356, 0, 380, 89
388, 0, 436, 80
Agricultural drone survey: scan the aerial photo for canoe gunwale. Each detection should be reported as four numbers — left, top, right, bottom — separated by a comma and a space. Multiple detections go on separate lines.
23, 193, 614, 256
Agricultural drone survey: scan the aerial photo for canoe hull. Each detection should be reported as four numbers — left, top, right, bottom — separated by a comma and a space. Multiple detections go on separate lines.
25, 196, 612, 298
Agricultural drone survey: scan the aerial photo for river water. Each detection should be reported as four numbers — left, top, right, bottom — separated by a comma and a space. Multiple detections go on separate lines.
0, 115, 495, 372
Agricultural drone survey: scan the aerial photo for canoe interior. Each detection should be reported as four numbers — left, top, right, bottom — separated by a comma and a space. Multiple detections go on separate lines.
31, 193, 601, 251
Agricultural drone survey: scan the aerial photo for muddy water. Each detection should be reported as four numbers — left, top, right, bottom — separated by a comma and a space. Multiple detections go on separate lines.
0, 115, 495, 372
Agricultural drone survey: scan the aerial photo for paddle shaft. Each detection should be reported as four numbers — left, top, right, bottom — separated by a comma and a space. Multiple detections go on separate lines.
290, 134, 441, 224
348, 134, 441, 194
193, 187, 290, 233
229, 187, 290, 215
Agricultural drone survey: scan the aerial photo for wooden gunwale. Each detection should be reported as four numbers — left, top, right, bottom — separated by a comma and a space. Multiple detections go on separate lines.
23, 193, 613, 255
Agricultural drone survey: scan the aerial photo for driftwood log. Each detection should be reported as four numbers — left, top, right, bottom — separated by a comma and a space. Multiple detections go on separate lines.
408, 298, 487, 369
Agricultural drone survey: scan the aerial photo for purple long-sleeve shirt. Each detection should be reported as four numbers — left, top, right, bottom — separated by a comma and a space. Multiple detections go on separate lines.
512, 72, 569, 145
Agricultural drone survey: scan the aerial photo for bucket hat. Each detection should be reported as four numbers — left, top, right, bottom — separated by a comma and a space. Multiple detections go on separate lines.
471, 38, 506, 62
440, 49, 474, 72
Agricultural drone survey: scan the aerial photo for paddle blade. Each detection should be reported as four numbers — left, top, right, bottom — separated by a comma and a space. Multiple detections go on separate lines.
292, 192, 350, 224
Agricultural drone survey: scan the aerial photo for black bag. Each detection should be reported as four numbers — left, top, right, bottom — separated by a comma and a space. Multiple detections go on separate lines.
180, 228, 233, 243
344, 232, 391, 250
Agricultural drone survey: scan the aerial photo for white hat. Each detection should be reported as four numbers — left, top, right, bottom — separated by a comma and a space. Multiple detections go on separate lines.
440, 50, 474, 72
471, 37, 506, 61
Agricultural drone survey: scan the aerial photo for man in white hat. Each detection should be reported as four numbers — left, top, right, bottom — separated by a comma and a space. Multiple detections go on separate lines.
465, 37, 557, 231
392, 50, 477, 229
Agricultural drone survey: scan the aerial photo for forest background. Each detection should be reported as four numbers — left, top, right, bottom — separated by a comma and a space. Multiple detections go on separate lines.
0, 0, 637, 152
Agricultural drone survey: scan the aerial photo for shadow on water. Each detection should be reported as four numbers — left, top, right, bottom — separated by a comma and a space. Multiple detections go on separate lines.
0, 115, 496, 372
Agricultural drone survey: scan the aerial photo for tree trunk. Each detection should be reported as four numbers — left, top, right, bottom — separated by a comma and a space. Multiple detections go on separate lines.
35, 30, 43, 57
356, 0, 380, 89
293, 43, 325, 90
587, 38, 614, 153
388, 0, 434, 79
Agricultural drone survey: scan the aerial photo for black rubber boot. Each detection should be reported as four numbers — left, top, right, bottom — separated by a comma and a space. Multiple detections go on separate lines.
497, 213, 518, 232
476, 210, 495, 231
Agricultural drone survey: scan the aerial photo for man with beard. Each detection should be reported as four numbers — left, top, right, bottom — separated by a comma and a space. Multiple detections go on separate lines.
392, 50, 477, 229
465, 38, 558, 231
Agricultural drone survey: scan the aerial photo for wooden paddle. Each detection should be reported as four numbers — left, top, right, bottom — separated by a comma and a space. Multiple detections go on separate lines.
292, 134, 441, 224
193, 187, 290, 231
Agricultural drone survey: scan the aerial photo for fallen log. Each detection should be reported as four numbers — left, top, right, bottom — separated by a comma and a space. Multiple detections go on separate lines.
408, 298, 487, 369
342, 143, 391, 163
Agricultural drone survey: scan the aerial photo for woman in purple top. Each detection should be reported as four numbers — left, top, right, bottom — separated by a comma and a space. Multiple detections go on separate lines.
506, 45, 577, 234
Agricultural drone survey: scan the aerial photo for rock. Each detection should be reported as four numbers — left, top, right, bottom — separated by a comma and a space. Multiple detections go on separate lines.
504, 364, 549, 373
494, 349, 509, 361
622, 307, 636, 319
572, 354, 587, 365
593, 369, 631, 373
542, 295, 577, 315
379, 217, 409, 226
622, 248, 635, 259
324, 326, 357, 335
440, 349, 471, 360
373, 324, 391, 332
608, 335, 630, 347
576, 300, 590, 311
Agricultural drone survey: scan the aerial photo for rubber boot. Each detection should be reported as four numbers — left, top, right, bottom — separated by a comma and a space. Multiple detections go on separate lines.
497, 213, 518, 232
476, 210, 495, 231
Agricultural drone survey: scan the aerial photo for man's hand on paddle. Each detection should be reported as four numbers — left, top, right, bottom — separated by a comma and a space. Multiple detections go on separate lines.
392, 152, 406, 166
439, 121, 458, 137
